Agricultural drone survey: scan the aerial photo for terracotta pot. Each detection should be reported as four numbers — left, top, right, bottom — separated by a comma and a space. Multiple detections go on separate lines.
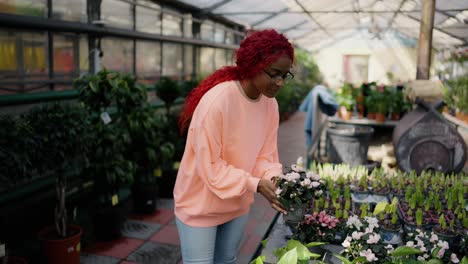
367, 112, 376, 120
375, 113, 385, 123
391, 112, 400, 121
38, 224, 82, 264
339, 106, 352, 120
357, 104, 365, 118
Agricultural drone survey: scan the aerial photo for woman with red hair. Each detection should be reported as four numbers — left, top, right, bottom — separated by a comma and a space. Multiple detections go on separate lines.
174, 29, 294, 263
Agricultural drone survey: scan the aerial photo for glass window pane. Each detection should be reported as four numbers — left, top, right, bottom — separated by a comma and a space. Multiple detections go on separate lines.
183, 44, 193, 78
162, 43, 182, 77
53, 34, 76, 75
101, 0, 133, 29
136, 40, 161, 81
162, 13, 182, 37
225, 31, 234, 44
22, 32, 48, 75
79, 37, 88, 72
183, 14, 192, 38
136, 5, 161, 34
0, 31, 18, 75
200, 47, 214, 76
214, 49, 226, 69
0, 30, 49, 94
226, 49, 234, 65
52, 0, 87, 22
214, 25, 224, 43
101, 37, 133, 73
201, 22, 214, 41
0, 0, 47, 17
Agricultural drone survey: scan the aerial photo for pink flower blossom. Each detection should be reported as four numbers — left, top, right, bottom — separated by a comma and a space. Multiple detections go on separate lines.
352, 231, 363, 240
450, 253, 459, 263
366, 233, 381, 244
360, 249, 378, 262
430, 233, 438, 243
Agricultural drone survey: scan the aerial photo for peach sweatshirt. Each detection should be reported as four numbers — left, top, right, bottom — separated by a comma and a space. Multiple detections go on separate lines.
173, 80, 283, 227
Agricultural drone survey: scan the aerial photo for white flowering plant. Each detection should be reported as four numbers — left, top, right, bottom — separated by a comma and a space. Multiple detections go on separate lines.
273, 157, 325, 212
341, 216, 391, 263
403, 229, 462, 263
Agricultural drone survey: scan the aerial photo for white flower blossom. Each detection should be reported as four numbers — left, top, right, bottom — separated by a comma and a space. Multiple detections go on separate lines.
406, 241, 415, 247
430, 233, 438, 243
352, 231, 363, 240
310, 181, 320, 188
275, 188, 282, 196
342, 236, 352, 248
450, 253, 460, 263
346, 215, 363, 230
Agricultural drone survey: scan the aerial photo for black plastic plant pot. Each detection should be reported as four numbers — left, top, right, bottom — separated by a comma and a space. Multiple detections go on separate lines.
93, 205, 124, 241
132, 182, 158, 214
327, 126, 374, 166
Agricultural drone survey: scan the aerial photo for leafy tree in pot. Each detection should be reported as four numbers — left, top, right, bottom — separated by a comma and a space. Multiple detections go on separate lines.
75, 69, 136, 208
154, 77, 184, 198
24, 103, 92, 238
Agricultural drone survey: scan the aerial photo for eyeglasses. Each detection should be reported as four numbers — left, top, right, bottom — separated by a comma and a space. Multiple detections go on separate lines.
263, 70, 294, 83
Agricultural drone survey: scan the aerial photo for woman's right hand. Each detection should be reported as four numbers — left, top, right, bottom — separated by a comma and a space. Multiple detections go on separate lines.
257, 179, 287, 215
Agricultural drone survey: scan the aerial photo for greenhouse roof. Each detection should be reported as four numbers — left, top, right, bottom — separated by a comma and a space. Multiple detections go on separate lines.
178, 0, 468, 51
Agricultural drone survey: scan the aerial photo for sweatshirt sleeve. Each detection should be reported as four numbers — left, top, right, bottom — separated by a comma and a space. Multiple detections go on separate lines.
190, 106, 260, 199
252, 100, 283, 181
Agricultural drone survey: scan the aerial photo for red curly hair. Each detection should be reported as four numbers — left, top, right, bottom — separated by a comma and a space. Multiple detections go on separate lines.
179, 29, 294, 133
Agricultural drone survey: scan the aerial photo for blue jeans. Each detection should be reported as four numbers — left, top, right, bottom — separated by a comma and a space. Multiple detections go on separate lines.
175, 214, 249, 264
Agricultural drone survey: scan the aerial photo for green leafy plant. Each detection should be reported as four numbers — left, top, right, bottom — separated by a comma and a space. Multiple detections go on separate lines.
75, 69, 137, 207
249, 239, 324, 264
154, 76, 182, 115
443, 76, 468, 114
24, 103, 92, 238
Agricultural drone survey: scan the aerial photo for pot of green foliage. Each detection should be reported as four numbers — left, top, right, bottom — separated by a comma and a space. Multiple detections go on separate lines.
75, 69, 136, 241
443, 76, 468, 123
154, 77, 184, 198
127, 105, 175, 214
30, 103, 91, 264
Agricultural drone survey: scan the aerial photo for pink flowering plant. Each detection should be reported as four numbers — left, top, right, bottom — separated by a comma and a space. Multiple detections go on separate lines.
341, 216, 391, 263
403, 229, 461, 263
293, 210, 342, 243
274, 157, 325, 212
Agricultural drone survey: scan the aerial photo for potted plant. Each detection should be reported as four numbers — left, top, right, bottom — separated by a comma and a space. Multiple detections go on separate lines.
335, 83, 355, 120
390, 89, 405, 120
375, 199, 403, 245
75, 69, 136, 240
433, 214, 459, 249
274, 158, 325, 226
154, 77, 185, 198
293, 211, 341, 246
365, 90, 377, 119
374, 91, 388, 123
404, 228, 462, 263
443, 76, 468, 123
342, 216, 389, 263
126, 105, 175, 213
28, 103, 92, 264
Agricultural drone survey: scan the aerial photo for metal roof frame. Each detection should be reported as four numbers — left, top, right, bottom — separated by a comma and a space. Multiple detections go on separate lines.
178, 0, 468, 50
